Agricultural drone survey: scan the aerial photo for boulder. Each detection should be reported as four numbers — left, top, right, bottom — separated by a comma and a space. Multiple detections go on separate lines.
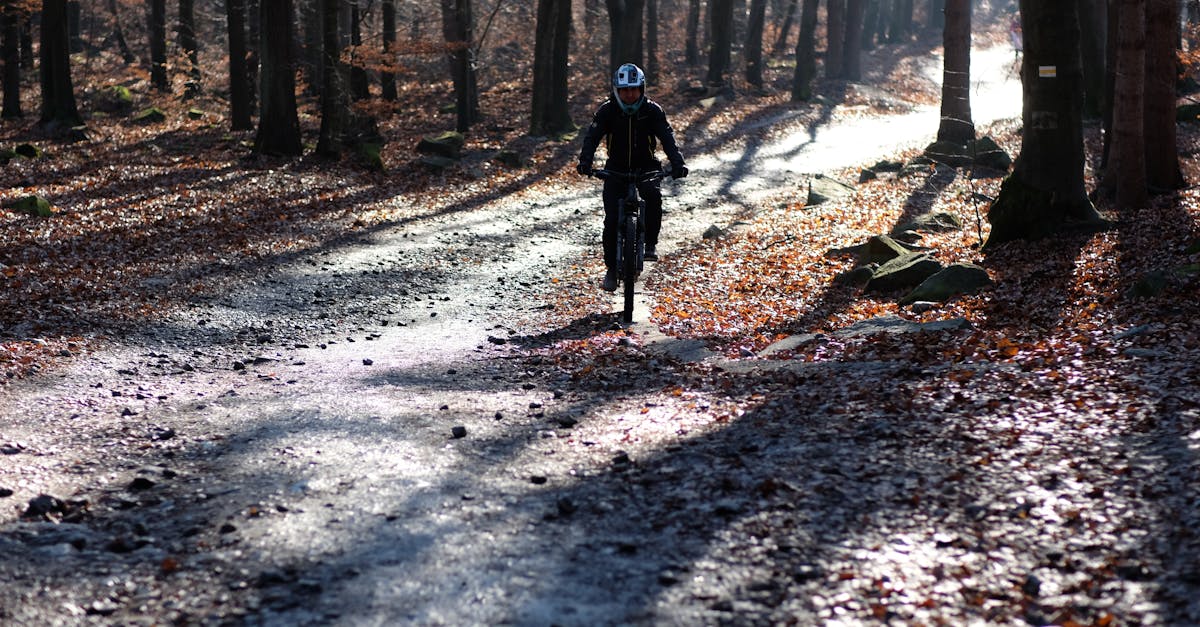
923, 140, 971, 167
858, 234, 913, 264
3, 195, 54, 217
96, 85, 134, 113
492, 149, 527, 168
417, 131, 465, 159
806, 174, 854, 206
969, 135, 1012, 171
1177, 103, 1200, 124
833, 264, 877, 287
14, 143, 42, 159
132, 107, 166, 124
894, 210, 963, 234
899, 263, 992, 305
900, 155, 936, 177
418, 155, 458, 171
865, 253, 942, 293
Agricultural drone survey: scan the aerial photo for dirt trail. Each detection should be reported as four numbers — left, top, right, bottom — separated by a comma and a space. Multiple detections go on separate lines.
0, 46, 1107, 627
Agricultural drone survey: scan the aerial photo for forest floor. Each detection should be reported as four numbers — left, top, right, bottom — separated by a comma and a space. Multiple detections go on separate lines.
2, 29, 1200, 626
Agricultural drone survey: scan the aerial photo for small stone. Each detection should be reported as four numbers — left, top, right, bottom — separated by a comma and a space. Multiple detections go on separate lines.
219, 523, 237, 534
0, 488, 13, 497
556, 497, 577, 516
451, 426, 468, 439
128, 477, 156, 491
362, 358, 374, 366
530, 475, 548, 485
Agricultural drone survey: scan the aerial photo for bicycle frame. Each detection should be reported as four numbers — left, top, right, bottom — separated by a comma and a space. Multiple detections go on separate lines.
591, 169, 668, 323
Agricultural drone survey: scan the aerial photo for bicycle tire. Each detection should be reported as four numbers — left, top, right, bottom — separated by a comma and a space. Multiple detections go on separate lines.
621, 213, 638, 323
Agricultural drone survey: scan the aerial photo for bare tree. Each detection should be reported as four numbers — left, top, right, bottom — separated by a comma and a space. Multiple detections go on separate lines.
1108, 0, 1147, 208
226, 0, 253, 129
530, 0, 573, 136
745, 0, 767, 88
2, 1, 21, 118
381, 0, 397, 100
442, 0, 479, 132
707, 0, 734, 85
179, 0, 201, 97
790, 0, 819, 100
39, 0, 82, 129
826, 0, 845, 77
936, 0, 972, 144
148, 0, 168, 91
843, 0, 866, 80
606, 0, 645, 69
253, 0, 302, 156
985, 0, 1104, 247
685, 0, 701, 65
1143, 0, 1184, 190
317, 0, 349, 156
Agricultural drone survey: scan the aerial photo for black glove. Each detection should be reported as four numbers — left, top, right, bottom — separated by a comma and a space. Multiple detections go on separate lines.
577, 163, 592, 176
672, 165, 689, 180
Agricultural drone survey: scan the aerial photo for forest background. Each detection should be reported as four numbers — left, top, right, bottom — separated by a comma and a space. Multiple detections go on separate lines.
1, 0, 1199, 378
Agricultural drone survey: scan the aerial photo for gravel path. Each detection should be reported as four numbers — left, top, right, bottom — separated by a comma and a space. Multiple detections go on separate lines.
8, 46, 1196, 627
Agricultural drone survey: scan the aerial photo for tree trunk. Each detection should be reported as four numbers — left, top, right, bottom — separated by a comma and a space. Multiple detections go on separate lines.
773, 0, 797, 54
646, 0, 658, 83
892, 0, 915, 39
925, 0, 943, 31
790, 0, 819, 100
148, 0, 168, 91
301, 0, 322, 95
862, 0, 879, 50
745, 0, 767, 87
105, 0, 135, 63
1109, 0, 1147, 209
2, 4, 21, 118
936, 0, 973, 144
226, 0, 252, 130
1077, 0, 1106, 118
39, 0, 82, 129
179, 0, 201, 97
317, 0, 348, 156
707, 0, 734, 85
349, 0, 369, 100
530, 0, 573, 136
985, 0, 1103, 248
1143, 0, 1184, 190
247, 0, 260, 112
826, 0, 845, 78
442, 0, 479, 132
843, 0, 865, 80
19, 14, 31, 69
253, 0, 302, 156
685, 0, 700, 65
381, 0, 396, 100
606, 0, 645, 70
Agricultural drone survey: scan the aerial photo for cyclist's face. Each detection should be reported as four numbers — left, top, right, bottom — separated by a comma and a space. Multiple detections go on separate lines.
617, 86, 641, 105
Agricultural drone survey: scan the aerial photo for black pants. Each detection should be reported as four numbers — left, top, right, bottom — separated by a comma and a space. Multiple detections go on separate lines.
602, 177, 662, 271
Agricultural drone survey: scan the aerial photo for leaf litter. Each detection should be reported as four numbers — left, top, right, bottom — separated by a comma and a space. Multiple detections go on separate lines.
0, 21, 1198, 625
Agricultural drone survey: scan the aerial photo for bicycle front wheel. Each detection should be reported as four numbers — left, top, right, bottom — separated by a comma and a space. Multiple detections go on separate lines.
621, 213, 638, 323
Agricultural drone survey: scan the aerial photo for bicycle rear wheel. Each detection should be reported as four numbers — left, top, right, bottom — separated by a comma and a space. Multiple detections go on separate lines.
621, 213, 638, 323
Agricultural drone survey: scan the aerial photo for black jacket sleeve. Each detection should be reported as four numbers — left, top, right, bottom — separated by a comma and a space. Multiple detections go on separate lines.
648, 102, 685, 169
578, 102, 611, 167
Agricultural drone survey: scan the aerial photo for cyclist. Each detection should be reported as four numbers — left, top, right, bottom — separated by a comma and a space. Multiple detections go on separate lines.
577, 63, 688, 292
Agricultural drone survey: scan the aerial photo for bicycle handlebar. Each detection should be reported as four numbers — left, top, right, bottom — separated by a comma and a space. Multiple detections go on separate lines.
590, 168, 673, 183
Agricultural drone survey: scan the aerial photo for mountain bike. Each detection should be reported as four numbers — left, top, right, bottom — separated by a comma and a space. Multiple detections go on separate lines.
590, 168, 669, 324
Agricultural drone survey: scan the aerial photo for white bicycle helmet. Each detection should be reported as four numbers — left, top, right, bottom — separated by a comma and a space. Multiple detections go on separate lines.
612, 63, 646, 114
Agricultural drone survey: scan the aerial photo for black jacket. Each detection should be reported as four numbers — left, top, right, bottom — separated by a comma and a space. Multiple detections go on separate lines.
579, 98, 685, 173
